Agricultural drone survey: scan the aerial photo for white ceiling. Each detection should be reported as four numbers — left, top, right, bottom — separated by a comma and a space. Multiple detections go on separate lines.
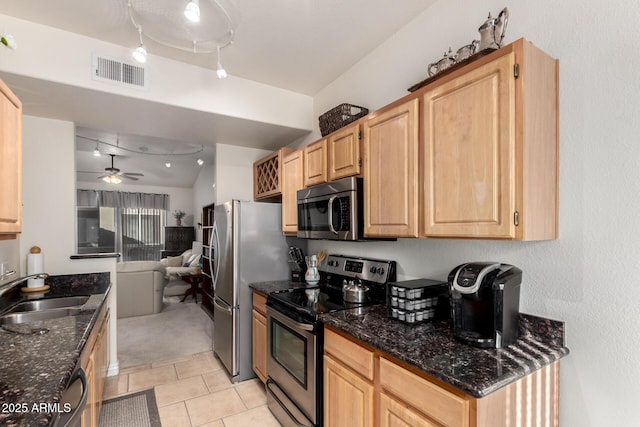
0, 0, 436, 187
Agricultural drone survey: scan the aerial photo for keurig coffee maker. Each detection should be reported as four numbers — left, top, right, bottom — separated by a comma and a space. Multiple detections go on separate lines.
448, 262, 522, 348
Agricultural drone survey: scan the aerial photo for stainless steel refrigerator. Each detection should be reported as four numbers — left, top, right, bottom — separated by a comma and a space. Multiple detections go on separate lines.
210, 200, 291, 383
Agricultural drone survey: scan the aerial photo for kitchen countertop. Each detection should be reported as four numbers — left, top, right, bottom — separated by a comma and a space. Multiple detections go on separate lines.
249, 280, 570, 399
0, 272, 111, 426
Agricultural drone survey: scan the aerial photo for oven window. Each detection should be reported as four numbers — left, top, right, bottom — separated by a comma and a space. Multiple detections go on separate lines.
271, 318, 307, 387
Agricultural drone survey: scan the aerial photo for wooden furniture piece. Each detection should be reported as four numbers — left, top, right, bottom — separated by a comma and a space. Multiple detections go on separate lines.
80, 299, 110, 427
252, 291, 268, 383
162, 226, 195, 258
363, 98, 419, 238
328, 122, 362, 181
282, 150, 304, 235
324, 327, 560, 427
303, 138, 328, 187
254, 147, 294, 200
0, 78, 22, 239
421, 39, 559, 240
180, 271, 202, 302
200, 203, 215, 319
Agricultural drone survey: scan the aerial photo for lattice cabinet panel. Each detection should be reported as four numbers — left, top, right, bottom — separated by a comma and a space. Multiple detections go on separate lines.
254, 148, 293, 200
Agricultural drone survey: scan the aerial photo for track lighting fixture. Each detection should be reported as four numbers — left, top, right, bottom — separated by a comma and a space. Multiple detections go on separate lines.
132, 26, 147, 63
165, 162, 172, 168
216, 45, 227, 79
93, 143, 101, 157
197, 158, 204, 166
184, 0, 201, 23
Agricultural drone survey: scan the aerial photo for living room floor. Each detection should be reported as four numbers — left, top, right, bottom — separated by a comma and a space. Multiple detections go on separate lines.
104, 349, 282, 427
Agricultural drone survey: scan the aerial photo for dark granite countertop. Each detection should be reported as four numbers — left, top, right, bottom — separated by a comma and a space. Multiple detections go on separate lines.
249, 280, 570, 399
320, 304, 569, 398
249, 280, 312, 295
0, 272, 111, 426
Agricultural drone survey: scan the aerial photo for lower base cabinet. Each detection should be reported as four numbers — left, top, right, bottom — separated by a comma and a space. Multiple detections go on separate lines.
80, 302, 110, 426
324, 327, 559, 427
252, 292, 268, 383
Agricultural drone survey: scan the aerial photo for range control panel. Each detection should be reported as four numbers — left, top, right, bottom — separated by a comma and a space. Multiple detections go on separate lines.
323, 254, 396, 284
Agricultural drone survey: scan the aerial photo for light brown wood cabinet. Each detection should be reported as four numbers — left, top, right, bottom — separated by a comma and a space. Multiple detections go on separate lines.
363, 98, 419, 238
324, 327, 560, 427
254, 147, 294, 200
251, 292, 268, 383
281, 150, 304, 234
328, 123, 362, 181
303, 139, 328, 187
80, 303, 110, 427
421, 39, 558, 240
0, 78, 22, 239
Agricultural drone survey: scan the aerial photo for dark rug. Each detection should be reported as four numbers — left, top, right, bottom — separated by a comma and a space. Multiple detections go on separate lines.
99, 388, 161, 427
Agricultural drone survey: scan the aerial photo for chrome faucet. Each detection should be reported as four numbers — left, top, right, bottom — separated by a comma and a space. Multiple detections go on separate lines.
0, 273, 49, 297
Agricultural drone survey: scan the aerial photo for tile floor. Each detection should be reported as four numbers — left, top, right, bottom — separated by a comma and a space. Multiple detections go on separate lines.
103, 350, 282, 427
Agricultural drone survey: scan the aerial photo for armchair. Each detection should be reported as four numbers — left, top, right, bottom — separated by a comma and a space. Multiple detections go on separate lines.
162, 248, 202, 297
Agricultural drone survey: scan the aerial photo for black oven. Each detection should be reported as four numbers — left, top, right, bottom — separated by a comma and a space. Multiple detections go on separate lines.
297, 177, 362, 241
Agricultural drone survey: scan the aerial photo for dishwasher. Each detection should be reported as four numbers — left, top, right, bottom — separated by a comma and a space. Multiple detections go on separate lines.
53, 366, 88, 427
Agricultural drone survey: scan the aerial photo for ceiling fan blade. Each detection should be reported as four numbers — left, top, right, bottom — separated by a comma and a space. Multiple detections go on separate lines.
77, 170, 103, 174
96, 173, 110, 180
123, 172, 144, 177
120, 175, 139, 181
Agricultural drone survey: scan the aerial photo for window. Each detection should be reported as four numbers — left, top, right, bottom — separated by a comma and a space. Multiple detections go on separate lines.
76, 190, 169, 261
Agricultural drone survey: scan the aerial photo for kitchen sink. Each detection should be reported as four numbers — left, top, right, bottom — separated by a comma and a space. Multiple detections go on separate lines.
0, 307, 83, 325
4, 296, 90, 314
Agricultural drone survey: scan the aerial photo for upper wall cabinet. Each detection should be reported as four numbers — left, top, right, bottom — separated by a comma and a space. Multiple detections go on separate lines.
303, 138, 328, 187
363, 99, 419, 238
421, 39, 558, 240
254, 147, 294, 201
0, 79, 22, 239
328, 123, 361, 181
281, 150, 304, 234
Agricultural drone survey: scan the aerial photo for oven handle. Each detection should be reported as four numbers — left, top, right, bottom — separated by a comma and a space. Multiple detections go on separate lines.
327, 195, 339, 235
267, 306, 315, 332
266, 379, 310, 427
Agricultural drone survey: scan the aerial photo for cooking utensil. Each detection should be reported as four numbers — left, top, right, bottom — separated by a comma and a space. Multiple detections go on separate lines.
342, 278, 370, 303
316, 249, 327, 265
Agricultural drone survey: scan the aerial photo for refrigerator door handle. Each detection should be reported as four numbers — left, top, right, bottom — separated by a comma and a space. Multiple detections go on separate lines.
213, 296, 232, 314
211, 219, 221, 291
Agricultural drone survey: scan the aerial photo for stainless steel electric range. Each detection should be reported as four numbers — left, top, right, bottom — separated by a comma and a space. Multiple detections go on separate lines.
265, 254, 396, 427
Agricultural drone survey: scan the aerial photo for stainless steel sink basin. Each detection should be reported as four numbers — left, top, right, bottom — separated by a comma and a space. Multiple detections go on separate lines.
4, 296, 90, 314
0, 307, 83, 325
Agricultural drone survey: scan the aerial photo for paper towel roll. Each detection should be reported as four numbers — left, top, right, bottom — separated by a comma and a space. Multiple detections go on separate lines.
27, 252, 44, 288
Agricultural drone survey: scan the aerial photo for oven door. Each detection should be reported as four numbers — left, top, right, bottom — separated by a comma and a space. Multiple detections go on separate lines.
266, 306, 318, 425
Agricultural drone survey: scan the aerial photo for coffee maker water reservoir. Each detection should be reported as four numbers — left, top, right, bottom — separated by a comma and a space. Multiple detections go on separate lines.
448, 262, 522, 348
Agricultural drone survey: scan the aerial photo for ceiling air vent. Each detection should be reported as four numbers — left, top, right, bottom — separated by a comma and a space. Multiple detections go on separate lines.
92, 54, 147, 89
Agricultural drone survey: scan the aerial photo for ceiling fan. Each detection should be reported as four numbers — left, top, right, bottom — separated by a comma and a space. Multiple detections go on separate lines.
92, 154, 144, 184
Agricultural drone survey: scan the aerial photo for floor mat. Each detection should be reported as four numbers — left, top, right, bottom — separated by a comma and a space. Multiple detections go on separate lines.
99, 389, 161, 427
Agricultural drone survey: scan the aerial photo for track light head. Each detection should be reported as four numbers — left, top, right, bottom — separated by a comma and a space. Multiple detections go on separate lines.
216, 45, 227, 79
184, 0, 201, 23
133, 44, 147, 63
197, 158, 204, 166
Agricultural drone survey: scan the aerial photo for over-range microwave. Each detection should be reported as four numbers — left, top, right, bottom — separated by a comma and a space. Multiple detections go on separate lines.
297, 177, 363, 241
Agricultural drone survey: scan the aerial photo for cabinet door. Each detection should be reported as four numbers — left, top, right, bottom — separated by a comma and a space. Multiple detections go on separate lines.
81, 354, 96, 427
363, 99, 419, 237
304, 139, 328, 187
328, 123, 361, 181
380, 392, 439, 427
0, 79, 22, 236
282, 150, 304, 234
324, 355, 374, 427
422, 53, 516, 238
252, 309, 268, 383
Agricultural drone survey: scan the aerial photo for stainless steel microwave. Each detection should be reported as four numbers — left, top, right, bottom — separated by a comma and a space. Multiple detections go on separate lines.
297, 177, 362, 241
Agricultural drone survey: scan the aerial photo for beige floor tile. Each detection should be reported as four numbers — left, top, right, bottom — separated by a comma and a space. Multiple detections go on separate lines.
128, 364, 178, 392
158, 401, 192, 427
192, 350, 217, 364
103, 374, 128, 399
235, 379, 267, 409
175, 356, 222, 379
196, 421, 224, 427
202, 369, 234, 393
185, 388, 246, 426
151, 354, 194, 368
119, 363, 152, 375
155, 375, 209, 407
222, 405, 282, 427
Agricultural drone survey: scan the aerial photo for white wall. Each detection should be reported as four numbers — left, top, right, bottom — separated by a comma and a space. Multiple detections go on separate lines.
214, 143, 272, 204
305, 0, 640, 425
